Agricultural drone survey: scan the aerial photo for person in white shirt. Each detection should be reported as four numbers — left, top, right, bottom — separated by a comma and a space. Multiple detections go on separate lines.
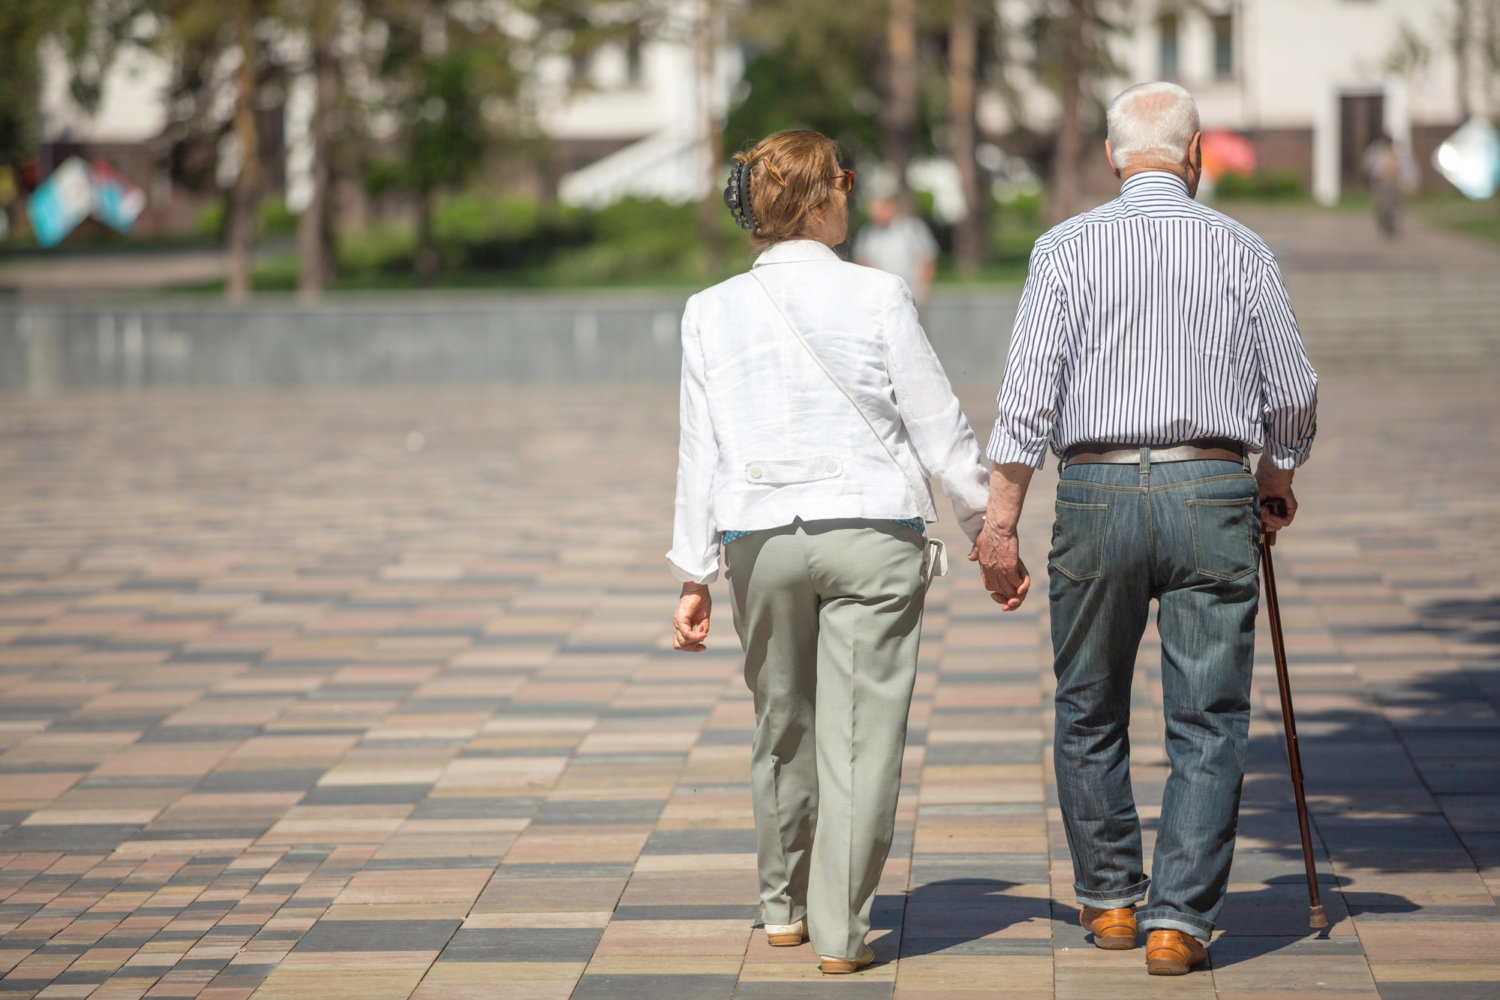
667, 129, 989, 974
854, 194, 940, 306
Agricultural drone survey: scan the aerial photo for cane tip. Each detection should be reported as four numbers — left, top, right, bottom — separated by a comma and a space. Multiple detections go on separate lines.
1309, 905, 1328, 929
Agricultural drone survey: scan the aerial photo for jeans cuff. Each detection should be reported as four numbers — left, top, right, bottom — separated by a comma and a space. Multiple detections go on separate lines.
1137, 909, 1212, 942
1074, 876, 1149, 910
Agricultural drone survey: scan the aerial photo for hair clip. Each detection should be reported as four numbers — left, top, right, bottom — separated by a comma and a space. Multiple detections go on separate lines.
723, 160, 756, 230
763, 161, 789, 189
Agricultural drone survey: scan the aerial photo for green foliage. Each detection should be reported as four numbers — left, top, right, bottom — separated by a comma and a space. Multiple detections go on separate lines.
553, 198, 707, 282
0, 0, 92, 173
726, 51, 880, 158
1414, 192, 1500, 247
1215, 170, 1302, 201
363, 1, 521, 198
726, 0, 888, 159
259, 196, 297, 236
194, 199, 225, 239
434, 192, 543, 244
317, 194, 753, 288
364, 159, 408, 202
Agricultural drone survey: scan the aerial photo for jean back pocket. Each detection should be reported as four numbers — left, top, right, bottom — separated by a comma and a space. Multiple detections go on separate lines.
1187, 497, 1258, 582
1051, 500, 1108, 582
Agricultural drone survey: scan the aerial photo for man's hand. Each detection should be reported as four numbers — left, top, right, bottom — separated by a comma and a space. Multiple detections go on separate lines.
971, 524, 1030, 611
972, 462, 1036, 611
1255, 458, 1298, 545
672, 583, 711, 651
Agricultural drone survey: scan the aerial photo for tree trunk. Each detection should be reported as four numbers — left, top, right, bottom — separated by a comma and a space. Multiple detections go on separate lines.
884, 0, 918, 195
298, 0, 338, 302
1455, 0, 1472, 121
415, 187, 438, 285
1049, 0, 1088, 226
226, 0, 261, 303
949, 0, 985, 275
696, 0, 724, 272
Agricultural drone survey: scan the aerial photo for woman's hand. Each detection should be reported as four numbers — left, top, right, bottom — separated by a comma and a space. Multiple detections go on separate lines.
673, 583, 712, 651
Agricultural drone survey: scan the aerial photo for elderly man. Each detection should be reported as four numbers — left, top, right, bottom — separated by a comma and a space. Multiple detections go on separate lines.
973, 82, 1317, 975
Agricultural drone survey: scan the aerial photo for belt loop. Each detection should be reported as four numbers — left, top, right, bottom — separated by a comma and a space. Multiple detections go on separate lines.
1140, 445, 1151, 485
1242, 448, 1251, 473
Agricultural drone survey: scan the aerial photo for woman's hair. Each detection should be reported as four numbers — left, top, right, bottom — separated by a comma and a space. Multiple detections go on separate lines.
734, 130, 842, 246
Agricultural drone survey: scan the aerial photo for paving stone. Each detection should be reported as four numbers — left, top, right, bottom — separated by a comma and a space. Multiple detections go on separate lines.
0, 374, 1495, 998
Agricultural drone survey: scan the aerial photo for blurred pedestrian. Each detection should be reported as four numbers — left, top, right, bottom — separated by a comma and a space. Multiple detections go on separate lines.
1362, 131, 1418, 238
668, 130, 989, 974
973, 81, 1318, 975
854, 190, 939, 308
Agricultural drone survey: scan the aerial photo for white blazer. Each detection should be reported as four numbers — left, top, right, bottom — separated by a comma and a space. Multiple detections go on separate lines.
667, 240, 990, 584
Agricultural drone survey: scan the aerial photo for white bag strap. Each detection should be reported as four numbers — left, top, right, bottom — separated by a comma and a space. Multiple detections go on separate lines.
751, 269, 947, 579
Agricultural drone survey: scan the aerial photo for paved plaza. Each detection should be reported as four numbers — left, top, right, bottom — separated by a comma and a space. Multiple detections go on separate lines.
0, 375, 1497, 1000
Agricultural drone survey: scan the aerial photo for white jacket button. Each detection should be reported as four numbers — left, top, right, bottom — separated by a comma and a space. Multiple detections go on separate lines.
749, 466, 762, 479
825, 460, 838, 473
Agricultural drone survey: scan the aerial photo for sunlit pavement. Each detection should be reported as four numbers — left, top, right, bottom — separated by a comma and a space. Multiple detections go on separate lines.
0, 377, 1496, 1000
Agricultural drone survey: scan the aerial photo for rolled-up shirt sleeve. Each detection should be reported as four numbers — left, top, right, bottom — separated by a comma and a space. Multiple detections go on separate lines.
987, 253, 1070, 468
666, 297, 721, 583
1251, 260, 1318, 469
880, 282, 990, 543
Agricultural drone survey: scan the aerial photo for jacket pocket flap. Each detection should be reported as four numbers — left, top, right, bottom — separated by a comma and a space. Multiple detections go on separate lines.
745, 456, 847, 485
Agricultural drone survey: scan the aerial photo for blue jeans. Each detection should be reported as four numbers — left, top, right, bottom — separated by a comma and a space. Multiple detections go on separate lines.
1049, 456, 1260, 943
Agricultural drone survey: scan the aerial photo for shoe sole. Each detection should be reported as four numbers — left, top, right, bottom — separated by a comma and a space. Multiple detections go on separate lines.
767, 933, 803, 947
1146, 956, 1195, 975
1093, 932, 1137, 950
820, 958, 873, 974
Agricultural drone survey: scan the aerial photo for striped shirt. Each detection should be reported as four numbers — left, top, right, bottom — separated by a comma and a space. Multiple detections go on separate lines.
986, 171, 1318, 470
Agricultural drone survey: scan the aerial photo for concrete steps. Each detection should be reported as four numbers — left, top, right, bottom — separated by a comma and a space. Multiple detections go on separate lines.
1286, 272, 1500, 370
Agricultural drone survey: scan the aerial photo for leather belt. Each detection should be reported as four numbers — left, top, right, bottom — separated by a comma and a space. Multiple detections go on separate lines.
1063, 437, 1246, 469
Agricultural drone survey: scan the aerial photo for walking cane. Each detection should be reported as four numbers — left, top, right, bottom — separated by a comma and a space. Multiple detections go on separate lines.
1260, 497, 1328, 929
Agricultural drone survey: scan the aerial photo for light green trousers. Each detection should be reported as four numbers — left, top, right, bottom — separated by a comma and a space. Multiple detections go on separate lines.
725, 518, 927, 960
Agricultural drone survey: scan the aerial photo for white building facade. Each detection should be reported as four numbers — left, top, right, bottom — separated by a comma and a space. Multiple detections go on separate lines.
1081, 0, 1476, 203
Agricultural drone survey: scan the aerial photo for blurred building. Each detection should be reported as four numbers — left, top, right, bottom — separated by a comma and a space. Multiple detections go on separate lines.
544, 4, 741, 208
35, 39, 201, 236
989, 0, 1477, 204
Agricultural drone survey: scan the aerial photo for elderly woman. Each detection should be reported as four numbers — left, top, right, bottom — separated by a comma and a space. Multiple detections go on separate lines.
667, 129, 989, 973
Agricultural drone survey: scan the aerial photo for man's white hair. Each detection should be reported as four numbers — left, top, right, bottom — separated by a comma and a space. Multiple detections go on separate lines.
1106, 82, 1200, 168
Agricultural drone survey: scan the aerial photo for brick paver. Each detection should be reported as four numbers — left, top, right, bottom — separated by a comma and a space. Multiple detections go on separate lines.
0, 377, 1495, 999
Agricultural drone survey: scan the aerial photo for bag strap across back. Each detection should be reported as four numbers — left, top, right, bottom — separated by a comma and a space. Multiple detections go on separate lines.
750, 269, 947, 580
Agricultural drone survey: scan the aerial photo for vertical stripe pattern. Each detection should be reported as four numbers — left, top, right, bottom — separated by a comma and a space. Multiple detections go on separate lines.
986, 171, 1318, 470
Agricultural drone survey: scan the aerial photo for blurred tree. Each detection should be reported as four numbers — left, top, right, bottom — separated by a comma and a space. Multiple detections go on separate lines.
1018, 0, 1124, 225
226, 0, 269, 302
0, 0, 126, 235
726, 0, 886, 159
885, 0, 917, 192
132, 0, 296, 299
363, 0, 518, 283
696, 0, 725, 271
1049, 0, 1088, 225
297, 0, 340, 300
947, 0, 985, 272
360, 0, 652, 283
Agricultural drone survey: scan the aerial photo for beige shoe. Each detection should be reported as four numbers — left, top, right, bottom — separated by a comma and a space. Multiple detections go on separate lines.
1145, 929, 1208, 975
819, 945, 874, 974
764, 917, 806, 947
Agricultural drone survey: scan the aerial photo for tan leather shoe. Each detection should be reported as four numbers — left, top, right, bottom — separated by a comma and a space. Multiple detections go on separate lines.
819, 944, 874, 974
1079, 905, 1137, 949
1145, 929, 1208, 975
764, 917, 806, 947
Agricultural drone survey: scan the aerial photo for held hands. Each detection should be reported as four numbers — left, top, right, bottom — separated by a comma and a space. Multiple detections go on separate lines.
971, 522, 1031, 612
672, 582, 711, 652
